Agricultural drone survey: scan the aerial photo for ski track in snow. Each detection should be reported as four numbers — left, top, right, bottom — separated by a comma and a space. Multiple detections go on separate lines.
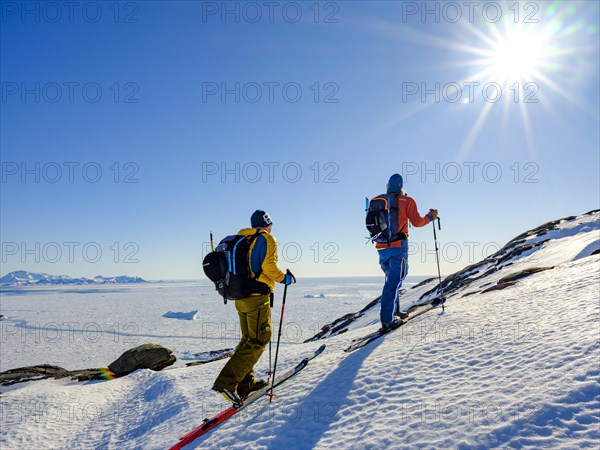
1, 212, 599, 449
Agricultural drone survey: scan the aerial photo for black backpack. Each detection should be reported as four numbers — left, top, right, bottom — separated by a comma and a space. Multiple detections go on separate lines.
203, 231, 270, 303
365, 194, 407, 244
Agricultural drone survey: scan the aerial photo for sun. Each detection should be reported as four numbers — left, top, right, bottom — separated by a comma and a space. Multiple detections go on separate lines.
489, 31, 545, 83
363, 1, 597, 161
467, 19, 553, 89
441, 1, 598, 160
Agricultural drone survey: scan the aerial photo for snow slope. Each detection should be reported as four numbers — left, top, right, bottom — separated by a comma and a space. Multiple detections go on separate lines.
1, 211, 598, 449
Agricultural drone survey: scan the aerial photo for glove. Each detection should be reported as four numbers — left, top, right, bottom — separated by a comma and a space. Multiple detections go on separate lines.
281, 271, 296, 286
427, 209, 439, 221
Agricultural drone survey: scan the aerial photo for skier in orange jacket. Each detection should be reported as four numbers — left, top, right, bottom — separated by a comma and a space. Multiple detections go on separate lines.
375, 174, 438, 330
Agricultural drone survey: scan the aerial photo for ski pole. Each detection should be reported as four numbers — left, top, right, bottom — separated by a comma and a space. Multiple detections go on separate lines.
432, 217, 445, 312
268, 340, 272, 378
210, 231, 215, 251
269, 270, 294, 402
268, 293, 274, 379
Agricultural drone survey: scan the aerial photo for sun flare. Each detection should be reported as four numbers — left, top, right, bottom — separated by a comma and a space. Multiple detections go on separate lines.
447, 1, 598, 159
367, 1, 597, 161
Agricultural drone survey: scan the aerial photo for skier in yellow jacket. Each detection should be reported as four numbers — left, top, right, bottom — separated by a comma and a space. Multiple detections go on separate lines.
212, 210, 295, 406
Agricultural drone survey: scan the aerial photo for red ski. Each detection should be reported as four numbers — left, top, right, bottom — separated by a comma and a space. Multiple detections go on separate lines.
169, 344, 326, 450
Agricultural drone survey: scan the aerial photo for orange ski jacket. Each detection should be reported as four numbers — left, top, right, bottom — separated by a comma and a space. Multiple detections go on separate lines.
375, 195, 431, 249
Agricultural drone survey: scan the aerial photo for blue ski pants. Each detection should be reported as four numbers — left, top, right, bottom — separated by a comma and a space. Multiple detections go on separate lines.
378, 243, 409, 324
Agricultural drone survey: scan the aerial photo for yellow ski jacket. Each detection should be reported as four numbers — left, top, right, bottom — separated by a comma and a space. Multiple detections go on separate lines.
238, 227, 286, 291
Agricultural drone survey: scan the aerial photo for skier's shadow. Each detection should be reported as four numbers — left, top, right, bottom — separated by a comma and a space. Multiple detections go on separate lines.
258, 338, 383, 450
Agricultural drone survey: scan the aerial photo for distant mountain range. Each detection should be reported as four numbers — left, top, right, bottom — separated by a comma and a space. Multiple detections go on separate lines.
0, 271, 146, 286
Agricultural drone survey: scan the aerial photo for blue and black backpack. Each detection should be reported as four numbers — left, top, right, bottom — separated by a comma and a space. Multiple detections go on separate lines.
203, 231, 270, 303
365, 193, 407, 244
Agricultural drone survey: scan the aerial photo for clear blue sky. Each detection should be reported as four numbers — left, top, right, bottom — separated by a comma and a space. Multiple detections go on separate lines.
1, 1, 598, 280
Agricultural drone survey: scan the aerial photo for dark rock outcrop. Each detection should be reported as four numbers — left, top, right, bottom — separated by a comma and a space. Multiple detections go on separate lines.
461, 291, 480, 298
1, 344, 176, 386
498, 267, 554, 284
0, 365, 107, 386
304, 296, 382, 342
0, 365, 69, 386
108, 343, 176, 376
482, 281, 517, 293
186, 349, 234, 366
68, 368, 109, 382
